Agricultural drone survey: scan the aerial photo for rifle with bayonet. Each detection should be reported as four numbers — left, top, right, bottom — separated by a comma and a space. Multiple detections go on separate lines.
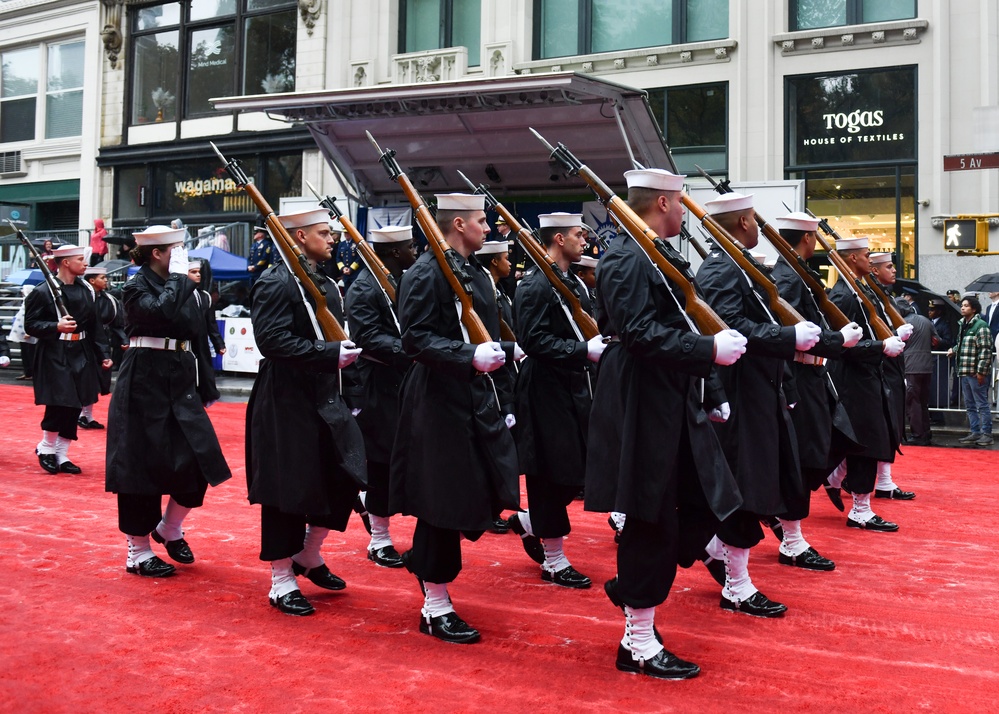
528, 128, 727, 335
365, 131, 492, 344
695, 165, 850, 330
211, 142, 348, 342
305, 180, 397, 304
457, 170, 599, 341
6, 219, 68, 317
799, 206, 895, 341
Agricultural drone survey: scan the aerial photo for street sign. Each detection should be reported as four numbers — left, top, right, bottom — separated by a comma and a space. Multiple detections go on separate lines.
943, 152, 999, 171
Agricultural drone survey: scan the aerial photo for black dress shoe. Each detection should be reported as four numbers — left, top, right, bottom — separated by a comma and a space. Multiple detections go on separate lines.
607, 515, 622, 544
270, 590, 315, 616
604, 577, 663, 643
875, 487, 916, 500
824, 485, 845, 512
126, 555, 176, 578
506, 513, 544, 564
419, 611, 480, 644
151, 529, 195, 564
291, 561, 346, 590
702, 557, 726, 586
77, 417, 105, 430
353, 495, 371, 534
846, 515, 899, 532
760, 516, 784, 541
368, 545, 404, 568
58, 460, 82, 475
487, 517, 509, 534
38, 453, 59, 474
778, 546, 835, 571
615, 644, 700, 680
541, 564, 592, 589
720, 591, 787, 618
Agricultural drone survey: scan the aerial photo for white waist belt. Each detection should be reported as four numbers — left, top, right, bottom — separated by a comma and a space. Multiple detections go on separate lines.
794, 351, 826, 366
129, 336, 191, 351
59, 331, 86, 341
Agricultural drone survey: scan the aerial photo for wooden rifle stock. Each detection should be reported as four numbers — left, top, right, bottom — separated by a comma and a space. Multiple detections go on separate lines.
457, 171, 599, 341
529, 129, 727, 335
305, 181, 397, 304
211, 144, 347, 342
366, 132, 492, 344
694, 166, 849, 330
681, 197, 806, 327
6, 219, 69, 317
863, 275, 907, 329
807, 220, 895, 341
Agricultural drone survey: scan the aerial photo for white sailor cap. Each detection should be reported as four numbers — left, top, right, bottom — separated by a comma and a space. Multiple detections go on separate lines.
133, 225, 186, 246
624, 168, 685, 192
277, 209, 329, 230
777, 212, 819, 232
369, 225, 413, 243
435, 193, 485, 211
538, 212, 583, 229
574, 255, 599, 268
84, 266, 107, 276
476, 239, 513, 256
835, 236, 869, 251
869, 252, 894, 265
704, 192, 754, 216
187, 261, 203, 271
51, 245, 87, 258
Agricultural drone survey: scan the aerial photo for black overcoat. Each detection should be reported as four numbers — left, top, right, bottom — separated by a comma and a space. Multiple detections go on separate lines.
245, 263, 366, 517
771, 258, 860, 486
25, 279, 107, 408
696, 250, 803, 515
584, 234, 741, 528
346, 267, 410, 464
93, 291, 126, 395
827, 280, 897, 462
513, 267, 594, 486
389, 251, 520, 531
105, 267, 231, 495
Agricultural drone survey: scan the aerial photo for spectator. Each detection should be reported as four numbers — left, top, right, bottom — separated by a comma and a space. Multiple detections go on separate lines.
898, 299, 937, 445
247, 225, 275, 284
946, 289, 962, 305
949, 295, 994, 446
983, 291, 999, 345
90, 218, 108, 266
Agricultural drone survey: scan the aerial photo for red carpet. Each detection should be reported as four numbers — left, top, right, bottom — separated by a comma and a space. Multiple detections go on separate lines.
0, 383, 995, 712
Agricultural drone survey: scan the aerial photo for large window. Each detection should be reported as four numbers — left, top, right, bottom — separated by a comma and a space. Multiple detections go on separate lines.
648, 82, 728, 175
400, 0, 481, 66
1, 40, 84, 144
790, 0, 916, 31
535, 0, 728, 59
129, 0, 296, 125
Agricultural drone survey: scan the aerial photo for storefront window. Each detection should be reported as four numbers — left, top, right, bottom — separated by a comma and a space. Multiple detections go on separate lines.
648, 82, 728, 175
535, 0, 728, 59
1, 41, 85, 144
791, 0, 916, 31
401, 0, 481, 66
129, 0, 296, 125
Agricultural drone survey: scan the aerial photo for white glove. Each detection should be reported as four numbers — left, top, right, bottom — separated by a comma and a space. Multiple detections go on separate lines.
504, 413, 517, 429
794, 321, 822, 351
512, 343, 526, 362
896, 323, 914, 342
788, 402, 797, 410
708, 402, 731, 423
338, 340, 362, 368
0, 356, 9, 368
713, 329, 747, 366
882, 336, 905, 357
472, 342, 506, 372
168, 245, 190, 276
839, 322, 863, 348
586, 335, 607, 363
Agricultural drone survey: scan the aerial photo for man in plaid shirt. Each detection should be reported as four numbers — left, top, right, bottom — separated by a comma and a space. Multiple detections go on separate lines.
949, 295, 994, 446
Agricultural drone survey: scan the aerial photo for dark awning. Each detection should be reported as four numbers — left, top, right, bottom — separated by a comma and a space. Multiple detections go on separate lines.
212, 73, 670, 205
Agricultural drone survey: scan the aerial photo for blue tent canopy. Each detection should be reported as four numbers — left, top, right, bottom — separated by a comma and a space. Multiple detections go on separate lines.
189, 246, 250, 281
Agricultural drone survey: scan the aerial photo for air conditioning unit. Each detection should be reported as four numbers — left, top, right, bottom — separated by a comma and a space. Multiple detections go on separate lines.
0, 151, 24, 176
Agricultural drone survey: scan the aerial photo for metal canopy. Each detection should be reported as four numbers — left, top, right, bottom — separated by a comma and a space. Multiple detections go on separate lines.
212, 73, 670, 205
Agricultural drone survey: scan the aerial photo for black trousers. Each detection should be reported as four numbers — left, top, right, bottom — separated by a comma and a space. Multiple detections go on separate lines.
258, 500, 354, 562
906, 372, 931, 439
406, 519, 484, 584
844, 455, 877, 495
524, 473, 579, 539
716, 509, 766, 550
41, 405, 81, 440
117, 485, 208, 536
21, 343, 35, 378
365, 461, 391, 518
